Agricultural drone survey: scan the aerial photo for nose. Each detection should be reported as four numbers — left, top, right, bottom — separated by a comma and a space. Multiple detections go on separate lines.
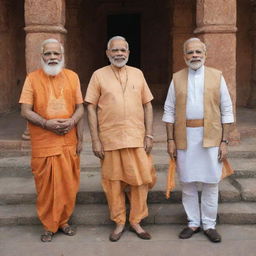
193, 53, 200, 59
50, 53, 57, 59
116, 50, 124, 55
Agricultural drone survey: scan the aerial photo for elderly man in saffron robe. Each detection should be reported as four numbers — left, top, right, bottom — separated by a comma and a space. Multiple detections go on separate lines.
163, 38, 234, 243
85, 36, 156, 242
19, 38, 84, 242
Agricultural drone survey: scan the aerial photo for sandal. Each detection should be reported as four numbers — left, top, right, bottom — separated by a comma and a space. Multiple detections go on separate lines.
41, 230, 54, 242
60, 224, 76, 236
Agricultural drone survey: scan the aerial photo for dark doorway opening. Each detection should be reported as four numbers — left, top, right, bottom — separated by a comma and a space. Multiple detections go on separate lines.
107, 14, 141, 68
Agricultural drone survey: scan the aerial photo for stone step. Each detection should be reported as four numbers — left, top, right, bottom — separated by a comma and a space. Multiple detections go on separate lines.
1, 202, 256, 226
231, 178, 256, 202
0, 172, 242, 205
0, 154, 255, 178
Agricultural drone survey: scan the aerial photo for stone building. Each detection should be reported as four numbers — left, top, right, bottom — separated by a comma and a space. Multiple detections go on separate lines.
0, 0, 255, 117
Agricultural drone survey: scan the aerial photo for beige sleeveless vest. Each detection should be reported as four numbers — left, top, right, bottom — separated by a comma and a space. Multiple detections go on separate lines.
173, 66, 222, 150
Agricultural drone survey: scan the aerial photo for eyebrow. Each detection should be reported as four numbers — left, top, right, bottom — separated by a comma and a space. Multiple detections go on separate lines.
43, 51, 62, 55
110, 48, 127, 51
186, 50, 203, 54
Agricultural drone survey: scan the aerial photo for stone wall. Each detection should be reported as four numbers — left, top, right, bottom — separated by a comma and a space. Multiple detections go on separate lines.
171, 0, 196, 73
0, 0, 253, 114
0, 0, 26, 114
66, 0, 170, 103
237, 0, 253, 106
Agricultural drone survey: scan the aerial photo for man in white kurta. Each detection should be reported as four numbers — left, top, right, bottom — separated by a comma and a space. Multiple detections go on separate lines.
163, 38, 234, 243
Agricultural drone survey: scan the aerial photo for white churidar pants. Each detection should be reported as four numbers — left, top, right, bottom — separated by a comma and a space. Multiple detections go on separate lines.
182, 182, 219, 230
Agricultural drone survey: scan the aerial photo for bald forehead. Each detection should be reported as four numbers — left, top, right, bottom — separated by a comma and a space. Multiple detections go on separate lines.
185, 41, 205, 52
43, 42, 62, 53
109, 39, 128, 49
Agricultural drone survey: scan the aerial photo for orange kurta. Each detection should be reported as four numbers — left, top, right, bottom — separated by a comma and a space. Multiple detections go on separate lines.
19, 68, 83, 232
85, 65, 153, 151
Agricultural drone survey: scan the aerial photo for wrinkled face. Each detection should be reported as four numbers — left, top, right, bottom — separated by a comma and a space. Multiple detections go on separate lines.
41, 42, 64, 76
42, 42, 62, 65
106, 39, 130, 68
184, 41, 206, 70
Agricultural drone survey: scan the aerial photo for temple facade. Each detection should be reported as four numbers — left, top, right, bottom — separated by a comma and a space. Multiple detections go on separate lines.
0, 0, 255, 116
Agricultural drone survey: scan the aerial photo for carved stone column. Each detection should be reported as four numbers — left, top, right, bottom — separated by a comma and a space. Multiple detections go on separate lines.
24, 0, 67, 72
171, 0, 196, 73
194, 0, 240, 144
22, 0, 67, 143
247, 0, 256, 108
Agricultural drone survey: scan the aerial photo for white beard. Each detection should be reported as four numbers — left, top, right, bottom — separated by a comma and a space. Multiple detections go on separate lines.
108, 56, 128, 68
41, 58, 65, 76
186, 57, 205, 70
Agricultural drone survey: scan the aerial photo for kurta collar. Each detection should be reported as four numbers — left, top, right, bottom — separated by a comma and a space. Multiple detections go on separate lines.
110, 64, 126, 73
189, 65, 204, 76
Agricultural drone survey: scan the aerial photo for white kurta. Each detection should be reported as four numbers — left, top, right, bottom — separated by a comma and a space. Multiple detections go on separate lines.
162, 66, 234, 183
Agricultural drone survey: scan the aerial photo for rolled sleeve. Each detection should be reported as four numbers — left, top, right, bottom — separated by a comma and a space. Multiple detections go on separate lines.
220, 76, 234, 123
84, 72, 101, 105
141, 73, 154, 104
162, 80, 175, 123
19, 76, 33, 105
75, 74, 83, 104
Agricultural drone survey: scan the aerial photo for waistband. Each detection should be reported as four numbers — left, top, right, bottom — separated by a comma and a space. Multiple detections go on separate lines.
186, 119, 204, 127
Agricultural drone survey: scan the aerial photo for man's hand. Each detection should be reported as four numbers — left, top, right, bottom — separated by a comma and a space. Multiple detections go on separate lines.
55, 118, 75, 134
92, 139, 104, 159
45, 119, 66, 135
45, 118, 75, 135
144, 136, 153, 154
218, 142, 228, 161
76, 139, 83, 155
167, 140, 177, 160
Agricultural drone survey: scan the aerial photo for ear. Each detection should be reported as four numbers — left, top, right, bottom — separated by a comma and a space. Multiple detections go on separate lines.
183, 54, 187, 62
106, 49, 109, 58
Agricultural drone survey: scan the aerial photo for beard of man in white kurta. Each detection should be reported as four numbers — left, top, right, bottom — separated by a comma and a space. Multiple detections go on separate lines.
162, 65, 234, 230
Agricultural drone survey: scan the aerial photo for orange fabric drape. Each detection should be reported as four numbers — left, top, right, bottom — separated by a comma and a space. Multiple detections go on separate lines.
101, 148, 156, 187
32, 145, 80, 232
221, 159, 234, 179
166, 159, 176, 199
102, 180, 149, 224
101, 148, 157, 224
165, 159, 234, 199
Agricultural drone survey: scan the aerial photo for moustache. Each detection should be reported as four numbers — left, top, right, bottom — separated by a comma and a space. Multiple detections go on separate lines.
113, 56, 126, 60
189, 58, 202, 63
47, 60, 60, 65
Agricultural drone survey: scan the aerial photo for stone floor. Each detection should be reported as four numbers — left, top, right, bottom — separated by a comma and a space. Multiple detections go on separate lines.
1, 225, 256, 256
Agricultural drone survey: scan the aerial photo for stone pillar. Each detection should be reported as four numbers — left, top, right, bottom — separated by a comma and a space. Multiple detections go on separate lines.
24, 0, 67, 72
247, 0, 256, 108
194, 0, 240, 144
171, 0, 196, 73
22, 0, 67, 143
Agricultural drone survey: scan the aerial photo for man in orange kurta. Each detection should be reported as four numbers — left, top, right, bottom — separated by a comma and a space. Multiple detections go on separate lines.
19, 39, 84, 242
85, 36, 156, 242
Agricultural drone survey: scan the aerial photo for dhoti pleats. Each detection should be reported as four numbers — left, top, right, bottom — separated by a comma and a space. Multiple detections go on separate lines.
31, 145, 80, 232
101, 148, 156, 224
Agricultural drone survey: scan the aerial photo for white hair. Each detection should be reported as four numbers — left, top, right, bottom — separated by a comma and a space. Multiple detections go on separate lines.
107, 36, 129, 50
41, 38, 64, 54
183, 37, 206, 53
